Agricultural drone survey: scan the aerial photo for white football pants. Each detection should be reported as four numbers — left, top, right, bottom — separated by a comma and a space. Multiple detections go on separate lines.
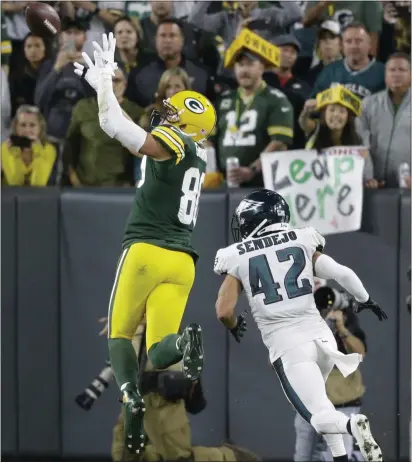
273, 336, 353, 456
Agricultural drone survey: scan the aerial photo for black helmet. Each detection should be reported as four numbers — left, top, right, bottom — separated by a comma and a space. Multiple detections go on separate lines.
231, 189, 290, 242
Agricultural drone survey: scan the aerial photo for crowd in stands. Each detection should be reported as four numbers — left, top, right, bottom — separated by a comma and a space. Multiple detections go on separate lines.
1, 0, 411, 189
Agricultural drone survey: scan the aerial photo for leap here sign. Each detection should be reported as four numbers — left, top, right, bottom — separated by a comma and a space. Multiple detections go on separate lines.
261, 147, 365, 235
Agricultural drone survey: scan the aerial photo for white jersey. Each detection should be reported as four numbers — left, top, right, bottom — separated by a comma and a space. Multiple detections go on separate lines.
214, 226, 332, 362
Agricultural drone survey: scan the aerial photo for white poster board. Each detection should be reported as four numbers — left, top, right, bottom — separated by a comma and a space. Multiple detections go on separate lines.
261, 147, 365, 235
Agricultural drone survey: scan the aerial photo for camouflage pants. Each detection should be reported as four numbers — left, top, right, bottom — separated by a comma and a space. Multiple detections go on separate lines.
111, 393, 260, 462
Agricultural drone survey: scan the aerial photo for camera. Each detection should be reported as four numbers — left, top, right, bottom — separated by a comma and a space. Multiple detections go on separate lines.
75, 360, 114, 411
314, 286, 356, 332
10, 135, 32, 149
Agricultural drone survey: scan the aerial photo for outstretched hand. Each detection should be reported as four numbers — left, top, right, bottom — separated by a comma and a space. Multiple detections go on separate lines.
355, 298, 388, 321
73, 32, 118, 91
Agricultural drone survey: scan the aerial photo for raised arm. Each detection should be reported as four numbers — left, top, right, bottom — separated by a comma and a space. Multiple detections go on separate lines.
74, 33, 171, 161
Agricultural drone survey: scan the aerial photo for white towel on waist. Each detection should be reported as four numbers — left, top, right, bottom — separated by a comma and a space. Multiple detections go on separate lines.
315, 338, 363, 377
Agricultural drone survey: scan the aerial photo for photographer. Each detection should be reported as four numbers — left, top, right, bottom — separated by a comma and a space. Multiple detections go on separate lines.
77, 318, 260, 462
294, 285, 367, 461
1, 104, 58, 186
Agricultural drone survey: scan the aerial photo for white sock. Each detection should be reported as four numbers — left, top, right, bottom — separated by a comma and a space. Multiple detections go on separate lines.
311, 410, 350, 434
323, 434, 347, 457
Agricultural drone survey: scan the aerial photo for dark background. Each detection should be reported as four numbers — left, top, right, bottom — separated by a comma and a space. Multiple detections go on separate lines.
1, 188, 410, 461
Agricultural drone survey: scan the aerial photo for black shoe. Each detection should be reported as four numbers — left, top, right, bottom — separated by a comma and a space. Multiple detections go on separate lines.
179, 323, 204, 381
121, 383, 146, 456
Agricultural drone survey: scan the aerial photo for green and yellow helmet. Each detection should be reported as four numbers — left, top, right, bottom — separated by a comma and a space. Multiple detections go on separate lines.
152, 90, 216, 143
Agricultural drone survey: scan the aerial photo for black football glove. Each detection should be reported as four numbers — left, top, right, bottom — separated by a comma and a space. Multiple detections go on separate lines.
230, 315, 247, 342
355, 297, 388, 321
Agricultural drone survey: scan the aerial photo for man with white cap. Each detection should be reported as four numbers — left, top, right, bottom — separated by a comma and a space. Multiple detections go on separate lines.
305, 20, 342, 87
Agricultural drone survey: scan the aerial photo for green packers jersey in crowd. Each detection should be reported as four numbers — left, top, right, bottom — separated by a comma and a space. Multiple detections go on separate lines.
216, 83, 294, 169
123, 125, 207, 260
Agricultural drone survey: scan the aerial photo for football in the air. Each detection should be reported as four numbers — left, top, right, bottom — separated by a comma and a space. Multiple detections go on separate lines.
25, 2, 61, 37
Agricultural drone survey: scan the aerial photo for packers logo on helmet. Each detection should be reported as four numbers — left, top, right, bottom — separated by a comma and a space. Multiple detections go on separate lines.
151, 90, 216, 143
185, 97, 205, 114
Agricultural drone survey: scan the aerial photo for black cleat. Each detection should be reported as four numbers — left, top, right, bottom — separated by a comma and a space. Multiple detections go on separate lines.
121, 383, 146, 456
180, 323, 204, 381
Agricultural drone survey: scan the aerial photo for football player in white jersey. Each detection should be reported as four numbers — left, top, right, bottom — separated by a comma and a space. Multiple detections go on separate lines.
213, 189, 387, 462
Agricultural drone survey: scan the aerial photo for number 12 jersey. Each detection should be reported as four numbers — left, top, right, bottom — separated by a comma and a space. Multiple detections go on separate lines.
123, 125, 206, 261
214, 226, 331, 362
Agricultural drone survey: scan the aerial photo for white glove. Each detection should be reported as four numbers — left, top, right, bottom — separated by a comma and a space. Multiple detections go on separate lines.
92, 32, 117, 67
73, 51, 117, 91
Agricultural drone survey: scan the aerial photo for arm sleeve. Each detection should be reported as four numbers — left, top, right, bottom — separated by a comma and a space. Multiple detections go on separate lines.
314, 254, 369, 303
150, 126, 187, 165
267, 91, 294, 145
97, 70, 148, 154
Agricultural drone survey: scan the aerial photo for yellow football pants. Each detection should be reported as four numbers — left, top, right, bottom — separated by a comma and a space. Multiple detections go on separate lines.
108, 243, 195, 350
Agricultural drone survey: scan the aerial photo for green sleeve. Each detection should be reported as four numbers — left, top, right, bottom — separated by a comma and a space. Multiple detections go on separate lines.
151, 125, 187, 164
362, 1, 383, 33
267, 92, 294, 145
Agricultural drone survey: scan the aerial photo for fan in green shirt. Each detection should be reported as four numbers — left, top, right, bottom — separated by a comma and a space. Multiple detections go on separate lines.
63, 68, 144, 186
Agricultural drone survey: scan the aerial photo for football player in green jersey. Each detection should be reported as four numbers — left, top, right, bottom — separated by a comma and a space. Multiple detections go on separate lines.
74, 33, 216, 455
215, 50, 294, 187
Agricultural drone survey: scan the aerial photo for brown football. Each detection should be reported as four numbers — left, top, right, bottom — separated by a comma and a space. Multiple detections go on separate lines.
25, 2, 61, 37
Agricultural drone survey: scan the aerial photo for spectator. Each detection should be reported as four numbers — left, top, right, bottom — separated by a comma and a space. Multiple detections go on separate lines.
1, 12, 12, 76
379, 1, 411, 62
9, 33, 48, 116
188, 0, 302, 50
299, 84, 373, 181
139, 0, 199, 61
1, 67, 11, 142
1, 1, 30, 74
303, 0, 383, 56
264, 34, 312, 149
113, 16, 146, 75
139, 67, 191, 131
1, 105, 58, 186
62, 68, 143, 187
312, 22, 385, 99
356, 52, 411, 189
126, 18, 213, 108
214, 50, 294, 188
305, 20, 342, 88
63, 1, 125, 58
291, 1, 318, 78
299, 85, 362, 149
34, 17, 94, 142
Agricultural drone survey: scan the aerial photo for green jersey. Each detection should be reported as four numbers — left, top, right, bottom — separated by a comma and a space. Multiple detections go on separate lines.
123, 125, 207, 260
216, 83, 294, 171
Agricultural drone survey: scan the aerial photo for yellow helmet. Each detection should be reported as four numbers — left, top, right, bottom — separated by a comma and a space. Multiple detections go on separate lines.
158, 90, 216, 143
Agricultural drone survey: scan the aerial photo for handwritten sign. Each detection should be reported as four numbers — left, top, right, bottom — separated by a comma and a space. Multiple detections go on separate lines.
261, 148, 365, 235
